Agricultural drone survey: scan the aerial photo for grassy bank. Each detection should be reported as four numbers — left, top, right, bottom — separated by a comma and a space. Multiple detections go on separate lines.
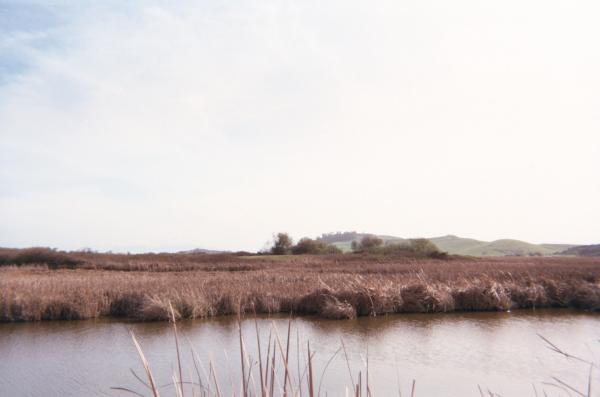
1, 251, 600, 322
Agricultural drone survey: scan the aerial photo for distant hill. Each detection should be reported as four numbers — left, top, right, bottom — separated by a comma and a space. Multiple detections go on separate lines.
318, 232, 577, 256
434, 237, 570, 257
318, 232, 405, 252
539, 243, 578, 253
559, 244, 600, 257
428, 235, 487, 254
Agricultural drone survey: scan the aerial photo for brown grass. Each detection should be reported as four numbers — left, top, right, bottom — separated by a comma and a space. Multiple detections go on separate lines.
1, 250, 599, 322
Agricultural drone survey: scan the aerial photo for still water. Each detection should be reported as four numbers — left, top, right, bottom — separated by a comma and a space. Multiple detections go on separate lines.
0, 310, 599, 397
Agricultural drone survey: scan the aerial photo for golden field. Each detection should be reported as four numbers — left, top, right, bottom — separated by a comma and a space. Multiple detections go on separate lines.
1, 250, 599, 322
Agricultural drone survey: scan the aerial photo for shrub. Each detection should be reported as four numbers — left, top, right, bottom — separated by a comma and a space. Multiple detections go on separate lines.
358, 238, 448, 259
351, 235, 384, 252
10, 248, 82, 269
408, 238, 444, 257
271, 233, 293, 255
0, 251, 13, 266
291, 238, 342, 255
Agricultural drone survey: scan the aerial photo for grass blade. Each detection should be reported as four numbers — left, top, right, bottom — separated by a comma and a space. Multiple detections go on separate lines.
130, 331, 161, 397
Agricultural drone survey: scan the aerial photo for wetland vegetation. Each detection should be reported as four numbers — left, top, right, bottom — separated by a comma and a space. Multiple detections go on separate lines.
1, 247, 599, 323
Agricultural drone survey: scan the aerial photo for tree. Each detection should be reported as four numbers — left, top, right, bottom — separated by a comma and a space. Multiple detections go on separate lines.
352, 235, 384, 252
408, 238, 441, 256
271, 233, 293, 255
291, 237, 342, 255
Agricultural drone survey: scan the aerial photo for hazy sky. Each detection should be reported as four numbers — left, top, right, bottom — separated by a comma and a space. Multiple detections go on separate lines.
1, 1, 599, 252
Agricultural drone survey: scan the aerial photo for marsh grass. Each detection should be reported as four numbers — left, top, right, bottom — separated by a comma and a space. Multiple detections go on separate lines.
1, 252, 599, 322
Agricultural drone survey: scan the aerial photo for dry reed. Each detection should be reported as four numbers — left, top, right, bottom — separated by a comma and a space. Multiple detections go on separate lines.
1, 253, 599, 322
116, 310, 598, 397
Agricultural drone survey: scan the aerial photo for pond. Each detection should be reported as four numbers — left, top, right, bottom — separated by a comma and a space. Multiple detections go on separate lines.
0, 309, 598, 396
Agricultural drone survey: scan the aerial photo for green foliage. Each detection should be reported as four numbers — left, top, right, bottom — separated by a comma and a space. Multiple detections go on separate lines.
271, 233, 293, 255
408, 238, 440, 256
430, 235, 575, 256
351, 235, 384, 252
291, 238, 342, 255
352, 237, 447, 258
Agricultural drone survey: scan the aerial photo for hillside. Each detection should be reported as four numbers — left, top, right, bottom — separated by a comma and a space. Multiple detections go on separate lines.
319, 232, 405, 252
559, 244, 600, 257
321, 233, 576, 256
539, 244, 577, 253
428, 235, 487, 254
432, 237, 580, 256
460, 239, 560, 256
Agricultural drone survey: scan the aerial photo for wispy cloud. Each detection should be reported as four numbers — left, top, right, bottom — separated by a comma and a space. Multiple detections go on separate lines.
1, 0, 599, 251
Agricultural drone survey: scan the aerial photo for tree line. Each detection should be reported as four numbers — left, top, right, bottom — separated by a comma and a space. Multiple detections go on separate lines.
269, 232, 447, 258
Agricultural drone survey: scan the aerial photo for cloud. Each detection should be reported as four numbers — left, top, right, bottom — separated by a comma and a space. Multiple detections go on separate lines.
1, 0, 599, 250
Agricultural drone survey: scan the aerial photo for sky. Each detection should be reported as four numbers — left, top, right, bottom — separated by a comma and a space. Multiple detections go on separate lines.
1, 0, 599, 252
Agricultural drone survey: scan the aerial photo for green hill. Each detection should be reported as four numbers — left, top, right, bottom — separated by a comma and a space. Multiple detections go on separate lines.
428, 235, 488, 254
322, 232, 576, 256
539, 243, 579, 253
429, 236, 572, 256
330, 241, 354, 252
462, 239, 555, 256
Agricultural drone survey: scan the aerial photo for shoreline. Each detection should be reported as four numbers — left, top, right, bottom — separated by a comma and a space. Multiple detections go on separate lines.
1, 303, 598, 324
1, 306, 596, 326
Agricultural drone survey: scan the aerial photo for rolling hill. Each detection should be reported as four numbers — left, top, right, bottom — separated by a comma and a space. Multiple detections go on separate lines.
319, 233, 577, 256
559, 244, 600, 257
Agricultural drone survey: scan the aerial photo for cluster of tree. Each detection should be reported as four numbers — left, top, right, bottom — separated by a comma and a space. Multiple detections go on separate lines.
270, 233, 342, 255
351, 235, 447, 258
350, 235, 384, 251
269, 232, 446, 258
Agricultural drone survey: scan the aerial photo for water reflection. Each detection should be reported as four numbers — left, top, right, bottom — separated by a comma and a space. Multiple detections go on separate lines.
0, 309, 598, 397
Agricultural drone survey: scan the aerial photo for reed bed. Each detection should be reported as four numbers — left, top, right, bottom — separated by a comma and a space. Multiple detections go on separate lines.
1, 254, 599, 322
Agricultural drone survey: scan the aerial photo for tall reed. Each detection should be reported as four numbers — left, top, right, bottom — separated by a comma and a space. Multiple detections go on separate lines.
1, 255, 599, 322
116, 309, 597, 397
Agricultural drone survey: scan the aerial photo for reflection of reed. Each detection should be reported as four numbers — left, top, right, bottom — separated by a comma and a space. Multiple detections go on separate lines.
117, 307, 418, 397
116, 307, 598, 397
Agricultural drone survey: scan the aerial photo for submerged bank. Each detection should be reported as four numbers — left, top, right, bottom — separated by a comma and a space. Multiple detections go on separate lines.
1, 255, 599, 322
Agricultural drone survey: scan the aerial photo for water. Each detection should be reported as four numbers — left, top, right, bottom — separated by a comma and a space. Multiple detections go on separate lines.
0, 310, 599, 397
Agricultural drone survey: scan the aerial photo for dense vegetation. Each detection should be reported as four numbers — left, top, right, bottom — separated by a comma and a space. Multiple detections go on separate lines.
0, 247, 83, 269
269, 233, 444, 257
1, 248, 599, 322
270, 233, 342, 255
350, 235, 447, 258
